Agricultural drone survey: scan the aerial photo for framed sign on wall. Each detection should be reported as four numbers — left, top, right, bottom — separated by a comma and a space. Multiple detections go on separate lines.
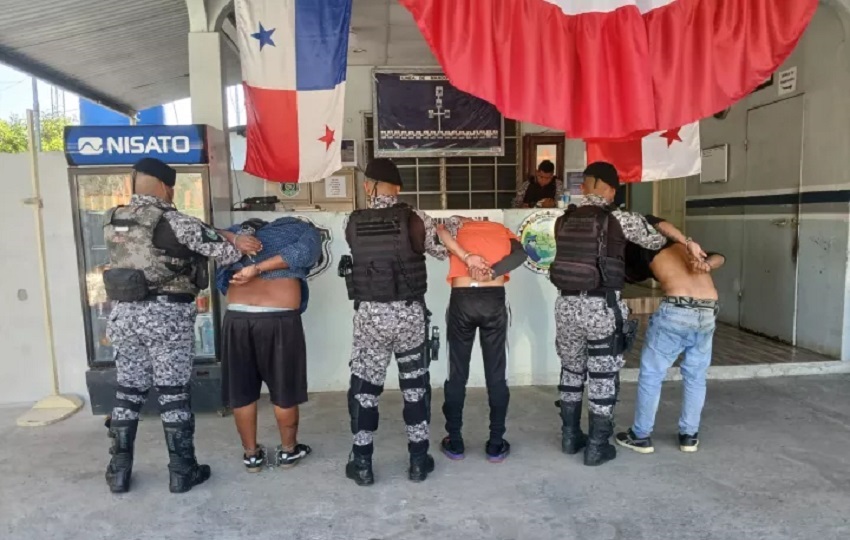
372, 67, 505, 158
700, 145, 729, 184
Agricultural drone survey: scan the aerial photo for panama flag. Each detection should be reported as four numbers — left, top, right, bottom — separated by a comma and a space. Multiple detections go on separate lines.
236, 0, 352, 183
399, 0, 817, 140
586, 123, 701, 183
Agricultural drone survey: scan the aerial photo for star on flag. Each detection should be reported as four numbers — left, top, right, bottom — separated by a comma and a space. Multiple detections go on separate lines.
251, 23, 276, 50
318, 125, 336, 150
660, 127, 683, 147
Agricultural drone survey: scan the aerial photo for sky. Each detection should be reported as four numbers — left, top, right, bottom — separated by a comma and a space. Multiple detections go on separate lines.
0, 62, 246, 126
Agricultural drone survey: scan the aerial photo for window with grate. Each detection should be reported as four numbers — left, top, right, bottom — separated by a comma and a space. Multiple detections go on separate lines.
363, 114, 520, 210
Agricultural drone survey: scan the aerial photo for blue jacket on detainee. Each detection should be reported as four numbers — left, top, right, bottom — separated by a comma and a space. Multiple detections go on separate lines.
215, 217, 322, 314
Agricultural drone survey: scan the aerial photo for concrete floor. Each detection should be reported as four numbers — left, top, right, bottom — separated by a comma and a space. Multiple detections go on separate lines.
1, 376, 849, 540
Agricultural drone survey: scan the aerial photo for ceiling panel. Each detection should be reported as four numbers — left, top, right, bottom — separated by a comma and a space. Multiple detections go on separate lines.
0, 0, 444, 114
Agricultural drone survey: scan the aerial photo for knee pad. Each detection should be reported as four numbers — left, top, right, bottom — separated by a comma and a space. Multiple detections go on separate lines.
156, 385, 191, 416
115, 385, 149, 413
588, 371, 618, 410
348, 376, 383, 434
402, 398, 430, 428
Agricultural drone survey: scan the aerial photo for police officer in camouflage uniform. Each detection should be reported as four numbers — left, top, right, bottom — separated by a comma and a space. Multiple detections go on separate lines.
550, 162, 667, 467
102, 158, 259, 494
342, 158, 450, 486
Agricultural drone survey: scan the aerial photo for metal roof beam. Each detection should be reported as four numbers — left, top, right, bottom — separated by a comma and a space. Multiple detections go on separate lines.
0, 44, 136, 118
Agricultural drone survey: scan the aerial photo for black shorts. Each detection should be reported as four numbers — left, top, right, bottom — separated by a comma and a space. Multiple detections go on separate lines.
221, 310, 308, 409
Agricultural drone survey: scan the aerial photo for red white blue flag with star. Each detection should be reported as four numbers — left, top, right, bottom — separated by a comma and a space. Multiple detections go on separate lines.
236, 0, 351, 183
586, 123, 701, 183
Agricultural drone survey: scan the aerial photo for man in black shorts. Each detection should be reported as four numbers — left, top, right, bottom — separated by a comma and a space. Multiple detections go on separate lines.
216, 217, 322, 471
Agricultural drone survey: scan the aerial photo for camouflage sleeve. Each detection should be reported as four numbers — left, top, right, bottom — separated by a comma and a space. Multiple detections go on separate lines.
163, 211, 243, 265
612, 210, 667, 250
443, 216, 463, 238
414, 209, 448, 260
513, 181, 530, 208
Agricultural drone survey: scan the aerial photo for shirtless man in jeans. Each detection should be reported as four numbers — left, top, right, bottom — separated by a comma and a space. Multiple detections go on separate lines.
216, 217, 322, 471
616, 216, 725, 454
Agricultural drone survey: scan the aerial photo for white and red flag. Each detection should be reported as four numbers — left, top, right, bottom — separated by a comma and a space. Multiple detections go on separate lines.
399, 0, 818, 140
236, 0, 352, 183
586, 123, 701, 183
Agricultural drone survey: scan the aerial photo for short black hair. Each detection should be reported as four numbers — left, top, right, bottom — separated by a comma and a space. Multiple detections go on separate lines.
583, 161, 619, 189
537, 160, 555, 174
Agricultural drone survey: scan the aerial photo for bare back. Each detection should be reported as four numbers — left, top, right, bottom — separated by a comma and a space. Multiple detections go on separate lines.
227, 277, 301, 309
650, 244, 718, 300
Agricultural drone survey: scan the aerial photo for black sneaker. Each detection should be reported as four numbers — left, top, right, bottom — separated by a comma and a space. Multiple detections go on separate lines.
275, 443, 312, 468
441, 436, 465, 461
485, 439, 511, 463
615, 429, 655, 454
679, 433, 699, 453
243, 446, 266, 473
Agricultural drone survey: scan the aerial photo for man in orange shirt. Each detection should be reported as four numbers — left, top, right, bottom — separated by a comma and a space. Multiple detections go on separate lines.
435, 219, 527, 462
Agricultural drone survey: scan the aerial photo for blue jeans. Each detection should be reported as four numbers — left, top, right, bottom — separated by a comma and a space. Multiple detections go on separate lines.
632, 303, 716, 438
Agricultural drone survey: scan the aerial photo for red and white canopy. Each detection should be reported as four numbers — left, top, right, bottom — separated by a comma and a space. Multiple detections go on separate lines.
399, 0, 818, 140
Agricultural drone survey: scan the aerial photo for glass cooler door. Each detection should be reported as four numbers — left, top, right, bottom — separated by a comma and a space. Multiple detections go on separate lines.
71, 167, 218, 367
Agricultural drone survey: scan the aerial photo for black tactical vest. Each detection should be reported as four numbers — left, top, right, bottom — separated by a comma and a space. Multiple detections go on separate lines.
104, 204, 207, 297
345, 204, 427, 302
549, 205, 627, 293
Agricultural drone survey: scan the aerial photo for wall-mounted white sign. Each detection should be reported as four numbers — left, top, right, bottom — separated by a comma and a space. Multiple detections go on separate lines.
778, 67, 798, 96
700, 145, 728, 184
325, 175, 348, 199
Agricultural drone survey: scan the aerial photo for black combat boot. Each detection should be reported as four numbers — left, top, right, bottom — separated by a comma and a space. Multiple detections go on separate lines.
408, 452, 436, 482
558, 400, 587, 455
163, 418, 211, 493
584, 412, 617, 467
105, 417, 138, 493
345, 452, 375, 486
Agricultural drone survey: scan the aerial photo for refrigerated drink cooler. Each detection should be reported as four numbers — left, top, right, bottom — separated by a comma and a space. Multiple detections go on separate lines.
64, 125, 233, 414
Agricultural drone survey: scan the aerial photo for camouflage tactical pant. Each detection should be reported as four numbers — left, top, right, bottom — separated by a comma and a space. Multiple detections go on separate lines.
348, 300, 430, 456
555, 295, 628, 418
107, 302, 196, 423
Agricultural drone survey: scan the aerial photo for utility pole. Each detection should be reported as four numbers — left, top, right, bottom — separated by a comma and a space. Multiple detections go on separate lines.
31, 77, 42, 151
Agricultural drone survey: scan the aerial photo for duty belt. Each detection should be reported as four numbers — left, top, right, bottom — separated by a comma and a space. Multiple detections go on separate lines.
663, 296, 718, 310
560, 290, 611, 298
560, 290, 621, 308
145, 294, 195, 304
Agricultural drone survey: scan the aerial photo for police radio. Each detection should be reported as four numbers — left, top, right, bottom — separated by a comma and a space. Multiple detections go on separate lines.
338, 255, 355, 301
337, 255, 353, 278
428, 326, 440, 362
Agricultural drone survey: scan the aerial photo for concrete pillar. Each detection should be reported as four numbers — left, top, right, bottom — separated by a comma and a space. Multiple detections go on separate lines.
188, 32, 228, 130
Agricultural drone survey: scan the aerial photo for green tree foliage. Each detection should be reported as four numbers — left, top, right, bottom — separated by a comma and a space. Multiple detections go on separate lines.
0, 114, 73, 153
